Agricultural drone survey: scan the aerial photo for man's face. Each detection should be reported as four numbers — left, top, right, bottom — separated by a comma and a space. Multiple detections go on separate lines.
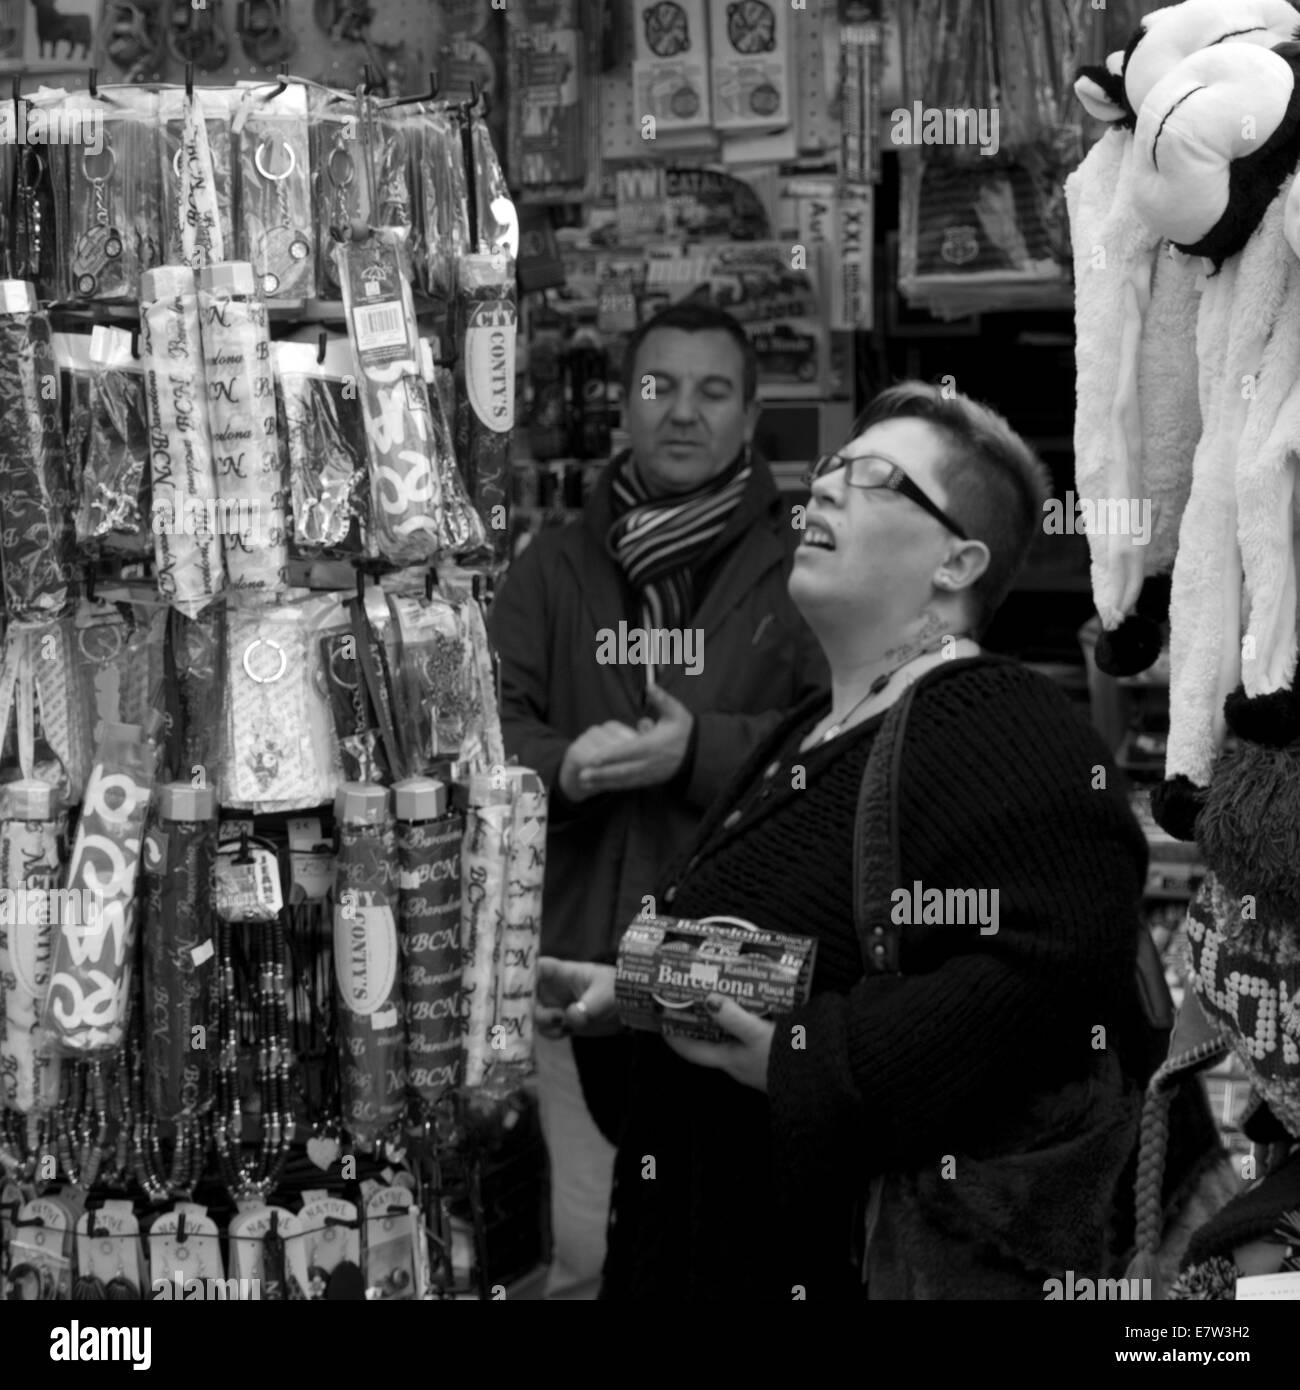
789, 416, 959, 627
625, 328, 758, 495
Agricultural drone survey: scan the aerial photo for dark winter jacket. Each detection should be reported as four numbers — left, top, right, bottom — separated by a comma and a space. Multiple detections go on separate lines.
487, 453, 827, 963
603, 658, 1160, 1300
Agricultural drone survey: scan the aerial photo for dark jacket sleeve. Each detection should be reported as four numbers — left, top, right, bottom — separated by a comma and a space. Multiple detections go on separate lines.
684, 602, 829, 809
486, 539, 575, 804
766, 671, 1147, 1181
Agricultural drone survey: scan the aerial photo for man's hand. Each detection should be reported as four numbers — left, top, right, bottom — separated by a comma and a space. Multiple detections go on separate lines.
558, 721, 640, 803
663, 997, 774, 1092
535, 958, 620, 1039
576, 684, 695, 794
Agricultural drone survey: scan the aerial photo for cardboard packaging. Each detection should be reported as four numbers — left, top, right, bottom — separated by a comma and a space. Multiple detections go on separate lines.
633, 0, 712, 133
710, 0, 793, 133
616, 914, 817, 1042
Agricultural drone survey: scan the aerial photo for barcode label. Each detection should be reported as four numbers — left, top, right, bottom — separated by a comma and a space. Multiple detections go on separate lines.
352, 301, 407, 354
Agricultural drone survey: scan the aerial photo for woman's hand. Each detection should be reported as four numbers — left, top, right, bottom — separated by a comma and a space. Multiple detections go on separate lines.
535, 957, 621, 1038
663, 997, 774, 1092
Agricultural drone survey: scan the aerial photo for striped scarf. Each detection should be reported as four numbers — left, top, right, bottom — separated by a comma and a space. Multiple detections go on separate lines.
607, 450, 752, 633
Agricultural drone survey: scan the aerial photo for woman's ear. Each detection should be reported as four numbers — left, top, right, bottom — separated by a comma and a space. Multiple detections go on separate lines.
935, 539, 990, 593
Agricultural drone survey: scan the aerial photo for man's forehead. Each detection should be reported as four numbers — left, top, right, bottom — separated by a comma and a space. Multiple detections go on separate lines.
636, 328, 744, 378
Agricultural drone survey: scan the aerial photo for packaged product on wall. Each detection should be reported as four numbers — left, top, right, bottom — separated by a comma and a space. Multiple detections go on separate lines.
632, 0, 712, 133
0, 281, 75, 623
139, 266, 225, 616
494, 768, 547, 1069
507, 0, 588, 188
394, 777, 464, 1111
42, 718, 160, 1057
57, 327, 151, 558
333, 230, 443, 565
195, 261, 290, 595
0, 780, 63, 1116
220, 594, 342, 812
459, 772, 511, 1088
233, 83, 314, 301
709, 0, 793, 133
333, 782, 406, 1153
159, 87, 236, 268
53, 90, 163, 304
140, 783, 219, 1122
311, 92, 373, 300
454, 251, 517, 556
274, 335, 371, 561
417, 108, 470, 301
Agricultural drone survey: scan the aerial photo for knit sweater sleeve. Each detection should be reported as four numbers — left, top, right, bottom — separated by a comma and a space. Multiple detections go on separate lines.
766, 663, 1148, 1179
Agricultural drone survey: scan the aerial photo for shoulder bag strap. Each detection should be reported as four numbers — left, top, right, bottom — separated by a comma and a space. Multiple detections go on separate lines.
853, 681, 921, 976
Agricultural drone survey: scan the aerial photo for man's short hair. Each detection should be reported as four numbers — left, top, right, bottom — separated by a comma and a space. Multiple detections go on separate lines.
849, 382, 1052, 636
622, 301, 759, 405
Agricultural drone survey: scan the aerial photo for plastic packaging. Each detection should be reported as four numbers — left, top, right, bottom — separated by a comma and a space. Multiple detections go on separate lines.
333, 229, 443, 564
57, 327, 151, 557
459, 774, 511, 1088
195, 261, 289, 594
393, 777, 463, 1109
333, 782, 405, 1153
454, 252, 517, 558
139, 265, 226, 615
274, 337, 371, 559
42, 719, 159, 1056
0, 780, 63, 1115
234, 84, 314, 301
141, 783, 218, 1121
0, 280, 75, 622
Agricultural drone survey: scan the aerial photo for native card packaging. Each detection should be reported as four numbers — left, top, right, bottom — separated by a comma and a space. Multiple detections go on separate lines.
615, 914, 816, 1042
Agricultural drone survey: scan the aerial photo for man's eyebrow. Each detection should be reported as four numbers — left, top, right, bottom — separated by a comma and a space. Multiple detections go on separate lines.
643, 369, 738, 389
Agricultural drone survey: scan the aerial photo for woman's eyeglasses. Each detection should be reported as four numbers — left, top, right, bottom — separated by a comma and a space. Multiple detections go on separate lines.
804, 452, 968, 540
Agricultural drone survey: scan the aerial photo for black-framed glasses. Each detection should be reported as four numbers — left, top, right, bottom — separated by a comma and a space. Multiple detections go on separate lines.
804, 452, 969, 540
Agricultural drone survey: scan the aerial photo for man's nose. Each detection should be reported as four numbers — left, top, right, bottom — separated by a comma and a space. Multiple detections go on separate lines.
668, 388, 701, 422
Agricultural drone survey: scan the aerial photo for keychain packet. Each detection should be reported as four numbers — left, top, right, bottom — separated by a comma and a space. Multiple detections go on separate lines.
56, 328, 151, 557
55, 90, 161, 304
275, 335, 371, 561
311, 92, 373, 299
159, 86, 236, 268
233, 82, 314, 301
416, 108, 470, 302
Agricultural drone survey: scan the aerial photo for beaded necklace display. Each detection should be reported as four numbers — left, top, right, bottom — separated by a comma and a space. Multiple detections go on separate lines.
213, 907, 293, 1201
55, 1060, 111, 1189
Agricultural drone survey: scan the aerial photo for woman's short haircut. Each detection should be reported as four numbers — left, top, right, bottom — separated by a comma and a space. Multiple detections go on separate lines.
621, 301, 759, 405
849, 382, 1052, 636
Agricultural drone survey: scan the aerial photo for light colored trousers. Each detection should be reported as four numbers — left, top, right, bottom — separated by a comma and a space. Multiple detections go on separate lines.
534, 1031, 617, 1300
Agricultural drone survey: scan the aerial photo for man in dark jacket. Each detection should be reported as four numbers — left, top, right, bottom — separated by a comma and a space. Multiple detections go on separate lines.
488, 302, 826, 1298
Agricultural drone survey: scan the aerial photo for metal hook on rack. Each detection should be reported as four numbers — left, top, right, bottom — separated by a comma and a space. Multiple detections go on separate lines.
388, 72, 439, 109
130, 329, 140, 359
88, 68, 98, 99
259, 61, 290, 103
316, 330, 327, 365
185, 62, 194, 99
